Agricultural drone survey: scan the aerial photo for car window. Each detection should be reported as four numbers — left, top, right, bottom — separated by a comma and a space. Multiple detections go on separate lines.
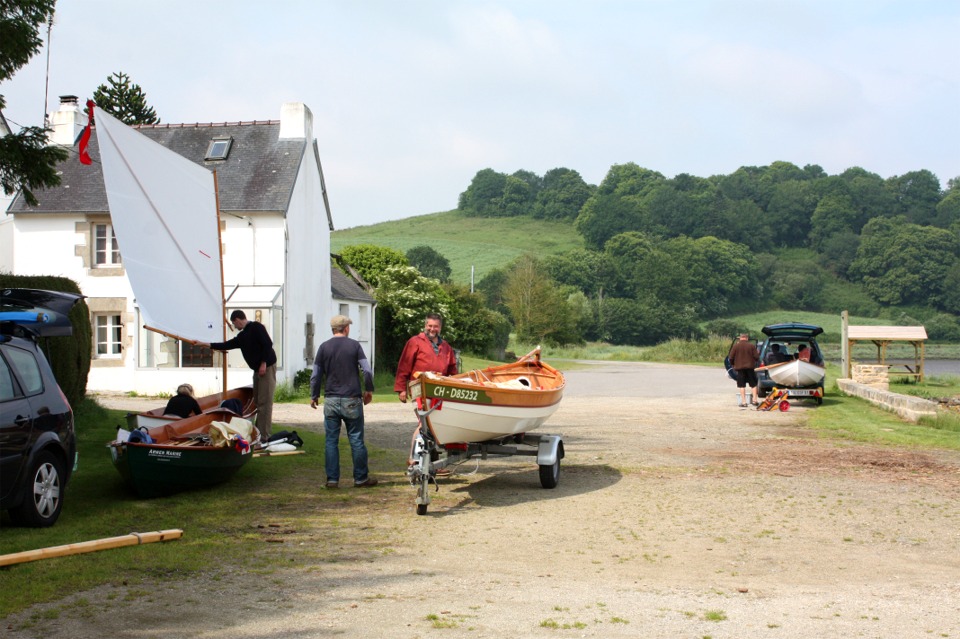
3, 346, 44, 396
0, 353, 17, 401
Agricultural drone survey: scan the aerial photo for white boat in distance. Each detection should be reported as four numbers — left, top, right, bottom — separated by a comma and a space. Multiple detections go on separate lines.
406, 348, 565, 445
760, 359, 825, 388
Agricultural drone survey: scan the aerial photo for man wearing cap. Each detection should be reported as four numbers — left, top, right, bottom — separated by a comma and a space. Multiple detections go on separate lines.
728, 332, 760, 408
309, 315, 378, 488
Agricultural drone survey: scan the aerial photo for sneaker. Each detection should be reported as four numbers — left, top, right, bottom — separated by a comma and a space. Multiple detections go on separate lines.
325, 480, 339, 489
354, 478, 379, 488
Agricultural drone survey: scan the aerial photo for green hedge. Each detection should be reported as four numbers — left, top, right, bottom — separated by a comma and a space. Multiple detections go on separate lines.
0, 274, 91, 406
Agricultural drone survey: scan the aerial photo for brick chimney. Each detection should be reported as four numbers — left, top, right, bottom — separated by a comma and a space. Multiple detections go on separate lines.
278, 102, 313, 140
49, 95, 84, 146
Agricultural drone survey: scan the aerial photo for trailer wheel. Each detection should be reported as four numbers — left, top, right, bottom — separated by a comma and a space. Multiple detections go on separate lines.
415, 476, 430, 515
778, 400, 790, 412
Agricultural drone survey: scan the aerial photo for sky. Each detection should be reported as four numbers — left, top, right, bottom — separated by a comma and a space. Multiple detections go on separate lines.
3, 0, 959, 229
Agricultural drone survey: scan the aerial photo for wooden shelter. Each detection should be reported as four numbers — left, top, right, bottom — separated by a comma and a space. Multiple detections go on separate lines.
841, 313, 928, 381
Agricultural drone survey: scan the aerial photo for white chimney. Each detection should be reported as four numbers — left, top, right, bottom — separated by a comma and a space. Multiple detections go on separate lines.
278, 102, 313, 140
49, 95, 85, 146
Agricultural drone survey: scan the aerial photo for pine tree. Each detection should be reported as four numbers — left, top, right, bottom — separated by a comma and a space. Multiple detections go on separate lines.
91, 72, 160, 125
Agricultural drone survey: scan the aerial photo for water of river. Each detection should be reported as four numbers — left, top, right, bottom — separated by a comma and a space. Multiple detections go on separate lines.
860, 359, 960, 377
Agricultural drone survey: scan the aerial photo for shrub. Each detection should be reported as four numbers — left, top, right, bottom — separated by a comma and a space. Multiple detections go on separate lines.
0, 274, 91, 406
703, 319, 748, 340
293, 368, 312, 389
924, 314, 960, 342
338, 244, 407, 287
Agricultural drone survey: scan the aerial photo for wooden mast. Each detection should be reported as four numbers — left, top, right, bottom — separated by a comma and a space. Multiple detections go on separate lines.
214, 171, 228, 395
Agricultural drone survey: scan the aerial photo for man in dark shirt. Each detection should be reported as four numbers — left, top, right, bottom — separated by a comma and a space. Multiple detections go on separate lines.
310, 315, 377, 489
201, 310, 277, 441
728, 333, 760, 408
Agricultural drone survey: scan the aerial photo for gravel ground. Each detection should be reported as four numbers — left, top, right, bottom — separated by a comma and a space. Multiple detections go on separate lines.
5, 362, 960, 638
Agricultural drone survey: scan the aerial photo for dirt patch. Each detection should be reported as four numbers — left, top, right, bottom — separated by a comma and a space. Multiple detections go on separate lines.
8, 363, 960, 638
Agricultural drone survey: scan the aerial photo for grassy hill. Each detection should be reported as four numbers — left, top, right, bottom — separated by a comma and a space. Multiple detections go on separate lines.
723, 311, 895, 342
331, 210, 584, 285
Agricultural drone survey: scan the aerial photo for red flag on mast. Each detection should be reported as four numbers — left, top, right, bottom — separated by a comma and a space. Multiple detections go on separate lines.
78, 100, 95, 165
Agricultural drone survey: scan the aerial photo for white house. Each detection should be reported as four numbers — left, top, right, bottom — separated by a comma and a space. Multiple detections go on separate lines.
4, 96, 375, 395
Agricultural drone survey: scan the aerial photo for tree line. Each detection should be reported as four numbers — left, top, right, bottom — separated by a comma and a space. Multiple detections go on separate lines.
459, 162, 960, 339
346, 162, 960, 366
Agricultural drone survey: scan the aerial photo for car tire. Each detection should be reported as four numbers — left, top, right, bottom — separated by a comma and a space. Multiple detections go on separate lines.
9, 450, 66, 527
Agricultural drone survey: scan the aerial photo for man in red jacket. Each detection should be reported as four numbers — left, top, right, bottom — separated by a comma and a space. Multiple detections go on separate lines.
394, 313, 459, 402
395, 313, 459, 472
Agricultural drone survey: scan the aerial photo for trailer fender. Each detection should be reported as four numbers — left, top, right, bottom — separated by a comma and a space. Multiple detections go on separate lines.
537, 435, 564, 466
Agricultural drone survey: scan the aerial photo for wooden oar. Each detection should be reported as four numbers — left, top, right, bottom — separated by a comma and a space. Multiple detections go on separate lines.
254, 450, 306, 458
0, 530, 183, 567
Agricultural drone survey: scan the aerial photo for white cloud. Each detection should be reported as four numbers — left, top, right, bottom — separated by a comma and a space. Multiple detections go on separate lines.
3, 0, 958, 226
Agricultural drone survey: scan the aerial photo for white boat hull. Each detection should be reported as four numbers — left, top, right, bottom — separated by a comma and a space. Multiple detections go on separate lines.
427, 400, 562, 445
765, 359, 824, 387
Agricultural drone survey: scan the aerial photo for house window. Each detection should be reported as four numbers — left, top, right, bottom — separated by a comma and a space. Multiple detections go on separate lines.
95, 314, 123, 358
359, 305, 369, 335
94, 223, 121, 266
205, 137, 233, 160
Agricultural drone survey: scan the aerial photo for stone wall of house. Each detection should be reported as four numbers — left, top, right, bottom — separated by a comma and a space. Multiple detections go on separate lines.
836, 378, 939, 423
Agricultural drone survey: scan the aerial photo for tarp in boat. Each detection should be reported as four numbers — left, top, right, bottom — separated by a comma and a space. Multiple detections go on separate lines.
208, 418, 254, 448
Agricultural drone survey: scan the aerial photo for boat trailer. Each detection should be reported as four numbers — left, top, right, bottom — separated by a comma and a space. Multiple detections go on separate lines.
407, 401, 564, 516
757, 386, 824, 411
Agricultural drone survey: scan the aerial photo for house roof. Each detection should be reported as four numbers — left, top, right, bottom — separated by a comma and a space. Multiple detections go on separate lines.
331, 268, 375, 303
9, 121, 306, 214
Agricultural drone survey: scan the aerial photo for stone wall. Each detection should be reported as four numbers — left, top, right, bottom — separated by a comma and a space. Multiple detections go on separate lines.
836, 378, 939, 422
852, 364, 889, 390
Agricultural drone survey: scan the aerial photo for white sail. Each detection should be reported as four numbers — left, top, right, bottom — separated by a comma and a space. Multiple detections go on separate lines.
94, 107, 223, 343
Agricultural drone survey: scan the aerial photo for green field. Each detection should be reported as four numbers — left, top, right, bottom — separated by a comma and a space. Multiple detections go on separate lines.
331, 209, 584, 284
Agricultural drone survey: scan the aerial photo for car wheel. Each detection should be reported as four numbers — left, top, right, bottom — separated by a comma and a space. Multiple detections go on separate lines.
9, 450, 66, 527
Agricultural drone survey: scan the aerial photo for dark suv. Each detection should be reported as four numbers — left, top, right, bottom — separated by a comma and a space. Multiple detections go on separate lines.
1, 289, 82, 527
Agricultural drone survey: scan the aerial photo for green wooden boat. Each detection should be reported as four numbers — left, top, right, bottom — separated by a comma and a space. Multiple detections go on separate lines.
110, 410, 258, 498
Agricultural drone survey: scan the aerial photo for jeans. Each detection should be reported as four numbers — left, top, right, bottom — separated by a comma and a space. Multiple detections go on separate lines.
323, 396, 369, 483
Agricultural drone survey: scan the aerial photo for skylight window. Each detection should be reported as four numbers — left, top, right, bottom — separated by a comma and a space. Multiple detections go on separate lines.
205, 136, 233, 160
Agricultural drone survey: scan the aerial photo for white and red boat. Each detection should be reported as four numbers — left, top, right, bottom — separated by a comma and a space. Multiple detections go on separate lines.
761, 358, 825, 388
406, 347, 565, 445
406, 347, 566, 515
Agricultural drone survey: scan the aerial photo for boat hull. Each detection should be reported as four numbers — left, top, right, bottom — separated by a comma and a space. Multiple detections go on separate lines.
408, 352, 565, 445
111, 411, 257, 497
111, 442, 252, 498
422, 400, 562, 445
763, 359, 825, 388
